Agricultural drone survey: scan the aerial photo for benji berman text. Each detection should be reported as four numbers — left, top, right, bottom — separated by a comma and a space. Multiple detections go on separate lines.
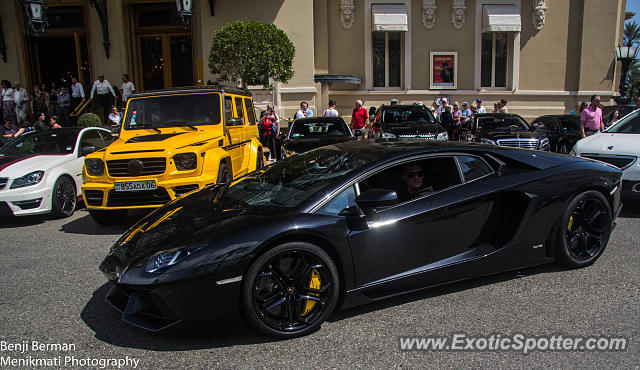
0, 341, 76, 353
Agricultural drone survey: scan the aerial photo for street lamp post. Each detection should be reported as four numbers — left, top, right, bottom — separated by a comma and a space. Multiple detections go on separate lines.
18, 0, 48, 36
614, 45, 639, 105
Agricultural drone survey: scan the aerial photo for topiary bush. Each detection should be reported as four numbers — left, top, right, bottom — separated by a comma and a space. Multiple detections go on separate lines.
77, 113, 103, 127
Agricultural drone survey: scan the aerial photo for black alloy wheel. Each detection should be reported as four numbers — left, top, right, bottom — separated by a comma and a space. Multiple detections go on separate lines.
217, 163, 232, 184
556, 190, 612, 268
241, 242, 339, 338
558, 143, 569, 154
52, 176, 77, 218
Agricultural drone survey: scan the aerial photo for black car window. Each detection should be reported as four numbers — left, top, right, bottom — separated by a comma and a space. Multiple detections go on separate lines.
224, 96, 233, 122
234, 97, 245, 122
317, 185, 357, 216
478, 116, 529, 130
79, 130, 107, 151
606, 111, 640, 134
290, 120, 349, 137
244, 98, 256, 125
558, 116, 580, 130
457, 155, 493, 182
381, 106, 436, 126
0, 130, 77, 155
98, 130, 116, 145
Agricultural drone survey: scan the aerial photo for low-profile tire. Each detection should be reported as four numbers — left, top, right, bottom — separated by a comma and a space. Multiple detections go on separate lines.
556, 190, 612, 268
89, 209, 128, 225
558, 143, 569, 154
51, 176, 77, 218
216, 162, 232, 184
241, 242, 340, 338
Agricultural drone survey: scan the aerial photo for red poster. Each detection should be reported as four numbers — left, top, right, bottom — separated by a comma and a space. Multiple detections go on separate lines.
432, 55, 455, 87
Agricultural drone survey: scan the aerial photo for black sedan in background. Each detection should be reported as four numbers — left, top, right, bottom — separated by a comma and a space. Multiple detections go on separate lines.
282, 117, 354, 156
530, 114, 583, 153
460, 113, 550, 150
100, 140, 621, 338
370, 104, 448, 140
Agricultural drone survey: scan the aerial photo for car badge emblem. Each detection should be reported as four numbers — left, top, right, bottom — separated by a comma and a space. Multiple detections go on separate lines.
605, 145, 614, 151
128, 159, 144, 176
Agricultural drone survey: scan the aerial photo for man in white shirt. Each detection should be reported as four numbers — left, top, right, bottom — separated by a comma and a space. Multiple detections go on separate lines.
90, 73, 116, 123
475, 98, 487, 114
436, 98, 449, 120
70, 76, 85, 112
294, 102, 313, 119
120, 74, 135, 104
13, 81, 28, 125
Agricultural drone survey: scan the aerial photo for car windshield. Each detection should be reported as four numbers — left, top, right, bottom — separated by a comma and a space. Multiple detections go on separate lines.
289, 119, 350, 138
477, 116, 530, 130
382, 106, 436, 126
123, 93, 222, 130
0, 130, 77, 156
605, 110, 640, 134
219, 147, 378, 209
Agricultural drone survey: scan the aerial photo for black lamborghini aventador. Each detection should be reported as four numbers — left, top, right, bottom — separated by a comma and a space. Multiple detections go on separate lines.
99, 140, 622, 338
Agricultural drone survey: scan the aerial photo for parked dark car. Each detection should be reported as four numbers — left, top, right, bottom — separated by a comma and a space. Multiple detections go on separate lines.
530, 114, 582, 153
282, 117, 354, 156
460, 113, 550, 150
100, 140, 621, 338
370, 104, 448, 140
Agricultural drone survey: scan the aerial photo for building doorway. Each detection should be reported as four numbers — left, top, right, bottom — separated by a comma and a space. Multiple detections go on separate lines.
132, 4, 194, 90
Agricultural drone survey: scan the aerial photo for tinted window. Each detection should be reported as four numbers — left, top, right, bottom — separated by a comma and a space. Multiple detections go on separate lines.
224, 96, 233, 122
244, 98, 256, 125
123, 93, 221, 129
290, 120, 350, 137
234, 97, 244, 121
457, 156, 493, 182
317, 185, 357, 216
477, 115, 529, 130
98, 130, 116, 145
381, 105, 436, 125
0, 130, 77, 155
79, 130, 106, 150
606, 111, 640, 134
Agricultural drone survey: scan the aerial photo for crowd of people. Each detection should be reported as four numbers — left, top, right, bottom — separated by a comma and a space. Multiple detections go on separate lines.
0, 73, 135, 144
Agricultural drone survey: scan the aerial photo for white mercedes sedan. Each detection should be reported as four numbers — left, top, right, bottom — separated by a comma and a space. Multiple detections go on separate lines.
571, 109, 640, 199
0, 127, 113, 217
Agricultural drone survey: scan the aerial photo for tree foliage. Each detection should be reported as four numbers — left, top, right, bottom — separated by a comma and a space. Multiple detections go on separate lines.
77, 113, 102, 127
624, 21, 640, 47
208, 21, 295, 88
624, 22, 640, 100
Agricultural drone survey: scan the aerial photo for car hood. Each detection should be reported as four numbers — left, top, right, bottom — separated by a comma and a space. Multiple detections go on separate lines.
384, 122, 444, 135
99, 184, 285, 277
284, 136, 355, 153
573, 133, 640, 156
481, 129, 540, 141
0, 153, 73, 178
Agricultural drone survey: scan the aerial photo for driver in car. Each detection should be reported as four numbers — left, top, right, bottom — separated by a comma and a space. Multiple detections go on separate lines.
398, 163, 434, 202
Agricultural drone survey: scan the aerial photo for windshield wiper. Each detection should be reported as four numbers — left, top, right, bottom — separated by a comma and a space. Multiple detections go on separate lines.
163, 122, 197, 131
143, 122, 161, 134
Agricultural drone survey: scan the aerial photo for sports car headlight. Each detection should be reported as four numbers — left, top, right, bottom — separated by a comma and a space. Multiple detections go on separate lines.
10, 170, 44, 189
569, 147, 578, 156
146, 244, 206, 273
539, 137, 550, 150
436, 132, 449, 140
174, 153, 197, 171
382, 132, 397, 138
85, 158, 104, 176
481, 138, 496, 145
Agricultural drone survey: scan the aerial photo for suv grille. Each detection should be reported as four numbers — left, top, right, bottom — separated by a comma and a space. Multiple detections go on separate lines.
496, 138, 539, 149
581, 154, 637, 170
106, 158, 166, 177
106, 188, 171, 207
0, 178, 7, 190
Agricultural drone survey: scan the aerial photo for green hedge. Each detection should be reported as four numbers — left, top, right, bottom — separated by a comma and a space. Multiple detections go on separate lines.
77, 113, 103, 127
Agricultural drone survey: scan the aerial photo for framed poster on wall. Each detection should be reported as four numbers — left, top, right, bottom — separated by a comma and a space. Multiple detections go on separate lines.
430, 51, 458, 89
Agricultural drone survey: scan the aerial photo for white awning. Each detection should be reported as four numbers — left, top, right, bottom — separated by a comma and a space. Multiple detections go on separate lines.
482, 5, 521, 32
372, 4, 408, 31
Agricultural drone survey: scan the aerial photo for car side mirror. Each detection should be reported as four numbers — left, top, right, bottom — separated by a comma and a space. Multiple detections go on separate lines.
227, 118, 243, 126
355, 188, 398, 210
80, 145, 96, 157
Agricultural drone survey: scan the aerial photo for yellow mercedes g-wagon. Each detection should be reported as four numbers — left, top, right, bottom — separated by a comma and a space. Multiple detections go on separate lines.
82, 87, 263, 225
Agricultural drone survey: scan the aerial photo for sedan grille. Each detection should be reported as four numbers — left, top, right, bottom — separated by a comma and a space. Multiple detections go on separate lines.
0, 178, 7, 190
496, 138, 539, 149
106, 188, 171, 207
581, 154, 637, 170
398, 134, 436, 139
106, 158, 166, 177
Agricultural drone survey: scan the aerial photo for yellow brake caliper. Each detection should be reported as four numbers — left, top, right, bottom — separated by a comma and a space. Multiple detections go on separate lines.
301, 269, 321, 316
567, 215, 574, 232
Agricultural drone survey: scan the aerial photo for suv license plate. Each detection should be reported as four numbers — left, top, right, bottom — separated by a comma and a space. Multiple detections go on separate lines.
114, 180, 157, 192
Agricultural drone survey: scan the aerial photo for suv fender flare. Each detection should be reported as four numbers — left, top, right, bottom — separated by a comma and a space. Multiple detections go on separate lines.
202, 147, 232, 177
246, 138, 264, 172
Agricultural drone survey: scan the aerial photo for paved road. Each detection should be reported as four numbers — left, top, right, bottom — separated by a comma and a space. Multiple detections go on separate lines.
1, 202, 638, 368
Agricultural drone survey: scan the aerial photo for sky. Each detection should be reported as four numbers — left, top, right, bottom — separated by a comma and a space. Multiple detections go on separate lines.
627, 0, 640, 27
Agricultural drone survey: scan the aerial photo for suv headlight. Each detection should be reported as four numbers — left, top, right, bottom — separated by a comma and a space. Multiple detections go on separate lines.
381, 132, 397, 138
481, 138, 496, 145
146, 244, 205, 273
538, 137, 550, 150
436, 131, 448, 140
85, 158, 105, 176
174, 153, 197, 171
10, 170, 44, 189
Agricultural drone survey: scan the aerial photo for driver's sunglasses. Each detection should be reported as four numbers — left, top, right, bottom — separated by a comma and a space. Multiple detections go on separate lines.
407, 171, 424, 178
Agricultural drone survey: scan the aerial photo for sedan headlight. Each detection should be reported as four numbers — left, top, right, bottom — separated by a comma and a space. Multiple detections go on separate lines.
381, 132, 397, 138
569, 147, 577, 156
10, 170, 44, 189
146, 244, 206, 273
539, 137, 550, 150
481, 138, 496, 145
436, 131, 449, 140
85, 158, 105, 176
174, 153, 197, 171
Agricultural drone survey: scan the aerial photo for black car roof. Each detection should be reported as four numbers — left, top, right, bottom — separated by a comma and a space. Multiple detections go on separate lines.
291, 117, 347, 124
132, 86, 251, 98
